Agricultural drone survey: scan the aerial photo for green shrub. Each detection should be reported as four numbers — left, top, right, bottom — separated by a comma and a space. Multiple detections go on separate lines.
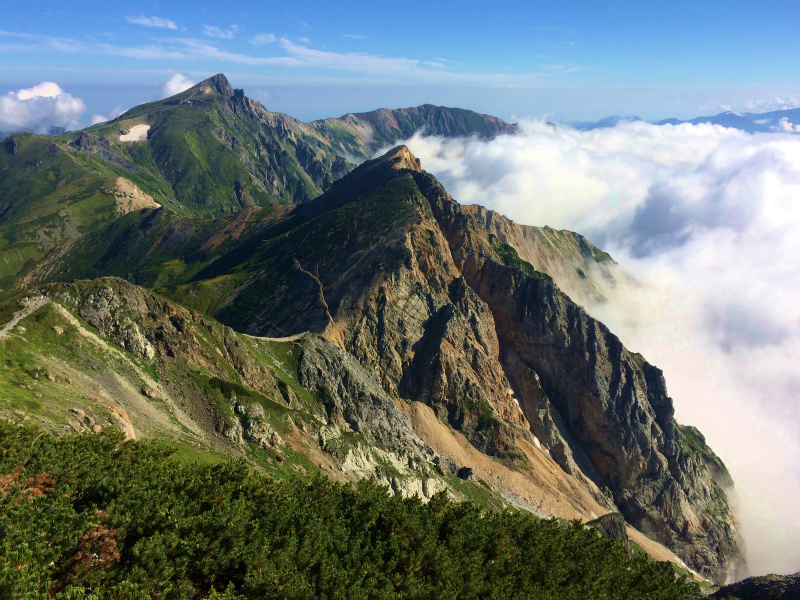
0, 421, 694, 599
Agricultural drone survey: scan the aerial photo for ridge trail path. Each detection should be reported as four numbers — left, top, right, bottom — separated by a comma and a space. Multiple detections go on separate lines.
244, 332, 309, 342
0, 296, 48, 340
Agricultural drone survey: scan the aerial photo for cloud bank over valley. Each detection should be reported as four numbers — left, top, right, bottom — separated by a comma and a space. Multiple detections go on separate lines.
400, 122, 800, 576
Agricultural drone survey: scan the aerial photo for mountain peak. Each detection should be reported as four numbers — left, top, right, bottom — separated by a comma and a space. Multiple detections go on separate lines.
196, 73, 234, 98
374, 145, 422, 172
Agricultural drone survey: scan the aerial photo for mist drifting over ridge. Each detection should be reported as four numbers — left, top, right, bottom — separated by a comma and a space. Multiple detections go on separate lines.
396, 121, 800, 576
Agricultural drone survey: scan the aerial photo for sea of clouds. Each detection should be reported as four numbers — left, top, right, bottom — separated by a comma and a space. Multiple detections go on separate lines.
401, 121, 800, 576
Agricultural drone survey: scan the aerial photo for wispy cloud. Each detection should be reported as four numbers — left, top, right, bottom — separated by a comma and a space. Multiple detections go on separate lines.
99, 43, 190, 61
277, 37, 446, 76
125, 15, 177, 30
250, 33, 276, 46
0, 29, 83, 52
203, 25, 238, 39
169, 38, 302, 66
0, 29, 572, 87
745, 96, 800, 112
342, 34, 366, 40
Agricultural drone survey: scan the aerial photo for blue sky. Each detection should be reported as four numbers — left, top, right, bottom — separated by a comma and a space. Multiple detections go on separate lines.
2, 0, 800, 123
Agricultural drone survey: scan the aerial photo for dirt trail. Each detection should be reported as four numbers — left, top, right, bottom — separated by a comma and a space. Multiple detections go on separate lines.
0, 296, 48, 340
46, 302, 204, 439
244, 332, 309, 343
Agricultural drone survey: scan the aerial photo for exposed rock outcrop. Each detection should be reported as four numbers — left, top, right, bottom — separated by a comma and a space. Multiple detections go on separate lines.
27, 278, 445, 500
587, 513, 632, 556
101, 177, 161, 215
713, 572, 800, 600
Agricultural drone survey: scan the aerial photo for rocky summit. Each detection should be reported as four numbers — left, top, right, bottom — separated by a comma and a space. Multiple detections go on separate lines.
0, 74, 743, 588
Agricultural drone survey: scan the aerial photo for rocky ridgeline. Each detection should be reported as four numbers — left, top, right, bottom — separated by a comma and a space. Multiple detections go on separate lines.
22, 278, 456, 500
207, 145, 739, 582
417, 165, 741, 582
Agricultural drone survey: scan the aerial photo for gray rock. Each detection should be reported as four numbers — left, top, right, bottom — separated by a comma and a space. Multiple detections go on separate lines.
587, 513, 631, 556
712, 572, 800, 599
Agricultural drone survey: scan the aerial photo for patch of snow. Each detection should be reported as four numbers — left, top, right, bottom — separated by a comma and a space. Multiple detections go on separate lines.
119, 124, 150, 142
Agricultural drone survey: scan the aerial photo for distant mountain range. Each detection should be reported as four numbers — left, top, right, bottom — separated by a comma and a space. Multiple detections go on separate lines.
569, 108, 800, 133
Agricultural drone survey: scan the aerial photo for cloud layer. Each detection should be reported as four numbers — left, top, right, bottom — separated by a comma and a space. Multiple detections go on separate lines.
159, 73, 196, 99
0, 81, 86, 133
401, 122, 800, 576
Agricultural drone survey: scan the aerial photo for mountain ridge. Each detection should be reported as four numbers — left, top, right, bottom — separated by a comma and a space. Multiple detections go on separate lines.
0, 79, 744, 586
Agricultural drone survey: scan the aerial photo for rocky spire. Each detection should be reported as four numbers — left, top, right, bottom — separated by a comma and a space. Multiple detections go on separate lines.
197, 73, 234, 98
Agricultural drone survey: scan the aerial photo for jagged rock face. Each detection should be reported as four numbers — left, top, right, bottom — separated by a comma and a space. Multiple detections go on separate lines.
417, 170, 741, 582
296, 335, 434, 463
196, 147, 740, 580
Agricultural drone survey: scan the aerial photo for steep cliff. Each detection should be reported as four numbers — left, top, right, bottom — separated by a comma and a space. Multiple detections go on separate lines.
416, 167, 741, 582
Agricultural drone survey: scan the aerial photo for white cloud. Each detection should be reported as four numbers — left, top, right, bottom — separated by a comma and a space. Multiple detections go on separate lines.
399, 122, 800, 576
772, 117, 800, 133
0, 81, 86, 133
89, 105, 125, 125
158, 73, 196, 99
745, 96, 800, 112
125, 15, 177, 30
250, 33, 276, 46
203, 25, 238, 39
